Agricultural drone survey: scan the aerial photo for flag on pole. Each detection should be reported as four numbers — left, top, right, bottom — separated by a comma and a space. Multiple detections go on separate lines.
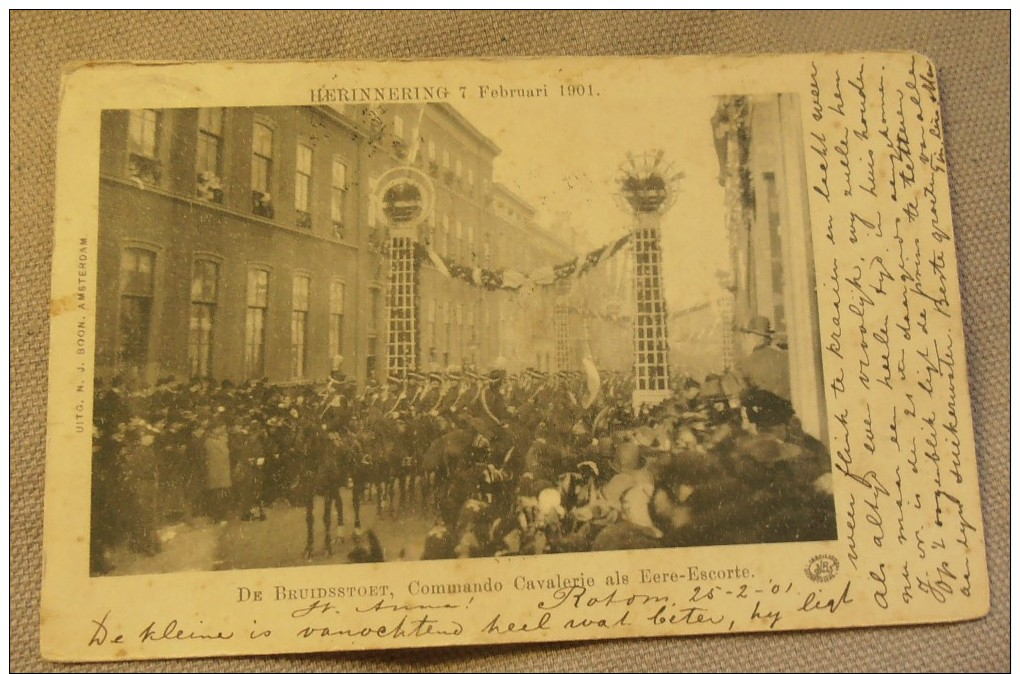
419, 243, 451, 278
581, 356, 601, 409
406, 104, 426, 165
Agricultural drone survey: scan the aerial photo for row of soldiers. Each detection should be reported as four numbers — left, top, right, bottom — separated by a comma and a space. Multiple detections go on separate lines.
88, 365, 624, 573
411, 368, 836, 559
90, 362, 835, 572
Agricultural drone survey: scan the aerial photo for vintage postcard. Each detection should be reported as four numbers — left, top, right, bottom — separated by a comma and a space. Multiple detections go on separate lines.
42, 54, 988, 661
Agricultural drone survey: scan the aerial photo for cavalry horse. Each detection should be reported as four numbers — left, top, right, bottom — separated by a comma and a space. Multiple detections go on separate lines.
420, 416, 526, 533
347, 409, 400, 518
293, 407, 372, 559
292, 419, 340, 558
393, 413, 446, 514
420, 426, 477, 521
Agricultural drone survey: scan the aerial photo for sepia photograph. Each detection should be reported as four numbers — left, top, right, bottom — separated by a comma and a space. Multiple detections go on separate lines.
12, 8, 1008, 669
89, 94, 836, 577
37, 54, 988, 662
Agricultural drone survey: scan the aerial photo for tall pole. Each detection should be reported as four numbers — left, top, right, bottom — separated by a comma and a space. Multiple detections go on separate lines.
616, 151, 683, 412
386, 230, 417, 378
630, 212, 671, 410
553, 299, 571, 372
373, 167, 434, 381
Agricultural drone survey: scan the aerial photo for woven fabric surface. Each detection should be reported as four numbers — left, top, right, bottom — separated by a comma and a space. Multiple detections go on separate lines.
11, 10, 1009, 672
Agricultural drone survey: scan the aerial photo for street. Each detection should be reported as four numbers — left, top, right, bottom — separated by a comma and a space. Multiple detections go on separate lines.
107, 489, 437, 576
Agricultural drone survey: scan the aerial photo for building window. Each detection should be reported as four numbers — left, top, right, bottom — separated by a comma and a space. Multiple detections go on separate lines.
127, 109, 162, 185
468, 306, 476, 345
442, 148, 450, 170
366, 336, 378, 382
291, 275, 309, 379
244, 268, 269, 379
196, 108, 223, 202
455, 157, 463, 179
370, 287, 382, 332
393, 114, 404, 141
467, 223, 475, 262
456, 303, 465, 362
294, 143, 313, 228
189, 259, 218, 378
428, 300, 437, 358
331, 156, 347, 239
251, 122, 274, 218
128, 110, 159, 158
443, 303, 451, 367
329, 279, 345, 364
118, 247, 156, 368
467, 167, 475, 186
765, 173, 786, 334
454, 219, 463, 261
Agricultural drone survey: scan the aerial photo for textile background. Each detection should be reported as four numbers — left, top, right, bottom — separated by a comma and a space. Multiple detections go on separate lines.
10, 10, 1009, 672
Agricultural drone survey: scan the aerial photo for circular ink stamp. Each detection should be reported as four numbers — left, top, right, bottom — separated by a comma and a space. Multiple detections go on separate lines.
805, 554, 839, 583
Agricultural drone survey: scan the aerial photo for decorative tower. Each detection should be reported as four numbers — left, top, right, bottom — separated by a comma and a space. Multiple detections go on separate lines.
553, 301, 572, 372
616, 151, 683, 412
715, 268, 737, 371
374, 167, 434, 380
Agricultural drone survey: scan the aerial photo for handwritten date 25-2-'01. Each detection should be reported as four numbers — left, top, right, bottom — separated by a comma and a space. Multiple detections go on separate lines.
87, 569, 869, 653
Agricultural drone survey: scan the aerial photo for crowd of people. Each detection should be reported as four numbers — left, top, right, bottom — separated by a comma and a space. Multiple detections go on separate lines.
90, 355, 836, 574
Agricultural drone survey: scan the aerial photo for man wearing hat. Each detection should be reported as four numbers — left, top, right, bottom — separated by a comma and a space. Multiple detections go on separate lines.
203, 407, 233, 524
404, 371, 428, 411
417, 371, 444, 415
326, 355, 351, 393
373, 374, 403, 417
482, 368, 509, 426
477, 367, 514, 464
736, 315, 791, 402
454, 368, 499, 457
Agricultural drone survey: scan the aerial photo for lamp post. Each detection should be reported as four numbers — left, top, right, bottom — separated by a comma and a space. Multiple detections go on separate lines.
615, 151, 683, 412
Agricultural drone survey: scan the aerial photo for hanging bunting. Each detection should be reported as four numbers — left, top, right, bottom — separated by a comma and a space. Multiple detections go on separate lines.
414, 231, 632, 293
529, 266, 556, 286
501, 269, 527, 289
553, 257, 579, 282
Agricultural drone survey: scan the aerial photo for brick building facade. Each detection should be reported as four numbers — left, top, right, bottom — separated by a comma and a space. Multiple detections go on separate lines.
96, 103, 575, 389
